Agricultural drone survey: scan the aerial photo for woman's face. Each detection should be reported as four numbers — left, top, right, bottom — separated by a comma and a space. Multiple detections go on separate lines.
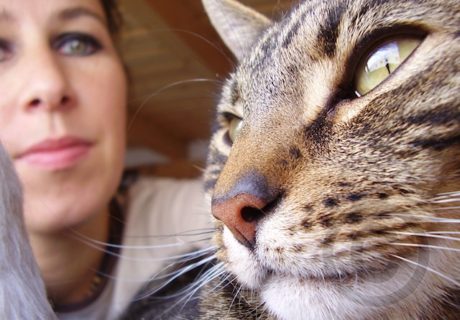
0, 0, 127, 233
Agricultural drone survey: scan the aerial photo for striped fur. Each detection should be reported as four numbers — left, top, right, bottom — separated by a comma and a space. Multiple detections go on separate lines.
198, 0, 460, 319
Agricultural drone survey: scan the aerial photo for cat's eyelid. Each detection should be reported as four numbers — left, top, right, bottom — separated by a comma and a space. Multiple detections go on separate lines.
222, 111, 243, 122
352, 25, 426, 58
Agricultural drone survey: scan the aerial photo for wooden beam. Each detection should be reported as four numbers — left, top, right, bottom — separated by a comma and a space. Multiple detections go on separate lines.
144, 0, 234, 77
127, 110, 187, 159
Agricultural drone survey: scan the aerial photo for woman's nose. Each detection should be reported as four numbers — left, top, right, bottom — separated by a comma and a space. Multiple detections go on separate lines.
20, 48, 73, 112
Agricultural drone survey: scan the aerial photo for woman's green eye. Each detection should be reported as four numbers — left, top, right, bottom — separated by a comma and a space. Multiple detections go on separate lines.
63, 39, 89, 55
355, 37, 421, 96
56, 33, 101, 56
228, 117, 243, 142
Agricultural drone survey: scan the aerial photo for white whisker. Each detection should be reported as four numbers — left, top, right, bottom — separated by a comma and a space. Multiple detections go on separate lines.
391, 254, 460, 286
432, 206, 460, 210
122, 228, 217, 239
392, 242, 460, 253
136, 255, 217, 300
82, 248, 217, 285
180, 268, 231, 313
434, 191, 460, 196
71, 229, 211, 250
390, 231, 460, 242
75, 234, 216, 262
389, 213, 460, 223
156, 263, 227, 317
161, 261, 226, 300
227, 282, 243, 316
128, 78, 219, 131
171, 29, 235, 65
431, 191, 460, 203
142, 250, 217, 283
431, 198, 460, 204
427, 231, 460, 235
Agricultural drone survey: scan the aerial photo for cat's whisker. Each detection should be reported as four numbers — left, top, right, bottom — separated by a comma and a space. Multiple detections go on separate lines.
152, 261, 225, 302
127, 78, 224, 106
71, 228, 214, 249
431, 190, 460, 199
392, 242, 460, 253
167, 264, 231, 311
136, 255, 218, 301
426, 231, 460, 235
122, 228, 217, 239
144, 249, 217, 281
388, 213, 460, 223
127, 78, 220, 131
74, 233, 216, 262
227, 282, 243, 316
65, 247, 217, 287
180, 269, 232, 315
432, 206, 460, 211
390, 254, 460, 286
156, 262, 227, 317
431, 198, 460, 204
429, 192, 460, 205
206, 271, 234, 297
180, 261, 225, 296
390, 231, 460, 242
169, 29, 235, 66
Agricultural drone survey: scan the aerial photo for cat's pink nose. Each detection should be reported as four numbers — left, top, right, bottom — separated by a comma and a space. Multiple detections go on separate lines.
212, 193, 268, 249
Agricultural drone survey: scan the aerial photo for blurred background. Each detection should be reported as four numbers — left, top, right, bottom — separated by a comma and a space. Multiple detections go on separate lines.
119, 0, 294, 178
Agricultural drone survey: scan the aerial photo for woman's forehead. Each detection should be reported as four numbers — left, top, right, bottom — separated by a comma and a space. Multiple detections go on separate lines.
0, 0, 106, 27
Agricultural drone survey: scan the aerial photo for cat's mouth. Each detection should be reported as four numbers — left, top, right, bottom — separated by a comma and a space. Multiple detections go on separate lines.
222, 224, 408, 290
263, 263, 398, 285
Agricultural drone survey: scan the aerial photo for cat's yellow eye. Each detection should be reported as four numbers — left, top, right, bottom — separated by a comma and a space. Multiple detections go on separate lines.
355, 37, 421, 96
228, 117, 243, 142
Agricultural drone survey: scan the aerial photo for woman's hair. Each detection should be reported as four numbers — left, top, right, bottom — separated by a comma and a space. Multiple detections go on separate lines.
101, 0, 122, 35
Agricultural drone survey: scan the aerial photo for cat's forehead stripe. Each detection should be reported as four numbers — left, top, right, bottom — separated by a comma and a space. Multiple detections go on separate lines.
315, 1, 347, 58
229, 78, 239, 106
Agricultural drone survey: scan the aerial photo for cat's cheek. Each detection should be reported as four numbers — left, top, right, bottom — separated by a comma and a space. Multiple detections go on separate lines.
222, 227, 266, 289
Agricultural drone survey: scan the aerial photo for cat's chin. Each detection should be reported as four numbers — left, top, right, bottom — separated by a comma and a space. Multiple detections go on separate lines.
259, 268, 436, 320
222, 226, 460, 320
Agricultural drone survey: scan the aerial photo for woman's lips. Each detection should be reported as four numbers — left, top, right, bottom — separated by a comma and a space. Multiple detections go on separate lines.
17, 137, 93, 170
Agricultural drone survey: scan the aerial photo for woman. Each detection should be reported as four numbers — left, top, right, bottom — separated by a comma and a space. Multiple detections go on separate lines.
0, 0, 210, 318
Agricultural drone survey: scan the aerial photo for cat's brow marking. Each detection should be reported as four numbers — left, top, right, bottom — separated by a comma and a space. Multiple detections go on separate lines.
316, 2, 347, 58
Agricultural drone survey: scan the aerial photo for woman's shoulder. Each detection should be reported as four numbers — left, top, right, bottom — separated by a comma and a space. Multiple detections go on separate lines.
128, 176, 206, 215
108, 175, 212, 318
124, 174, 210, 236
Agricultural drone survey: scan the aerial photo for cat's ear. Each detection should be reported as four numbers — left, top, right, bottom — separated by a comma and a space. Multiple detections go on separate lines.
202, 0, 271, 61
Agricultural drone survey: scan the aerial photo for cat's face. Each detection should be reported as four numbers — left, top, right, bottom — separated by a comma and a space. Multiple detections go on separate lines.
204, 0, 459, 319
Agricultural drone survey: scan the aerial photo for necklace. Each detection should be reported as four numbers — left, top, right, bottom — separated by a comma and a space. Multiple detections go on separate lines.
50, 198, 125, 312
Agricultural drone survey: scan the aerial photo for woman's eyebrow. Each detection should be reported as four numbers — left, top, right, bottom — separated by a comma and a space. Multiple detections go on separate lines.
57, 7, 107, 26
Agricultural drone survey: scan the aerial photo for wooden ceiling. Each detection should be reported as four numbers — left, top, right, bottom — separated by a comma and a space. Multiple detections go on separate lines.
118, 0, 295, 172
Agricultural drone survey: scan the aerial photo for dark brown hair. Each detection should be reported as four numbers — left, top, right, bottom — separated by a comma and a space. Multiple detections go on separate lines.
100, 0, 122, 35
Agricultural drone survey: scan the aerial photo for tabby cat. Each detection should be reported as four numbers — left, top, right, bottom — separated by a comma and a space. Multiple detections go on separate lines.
125, 0, 460, 319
